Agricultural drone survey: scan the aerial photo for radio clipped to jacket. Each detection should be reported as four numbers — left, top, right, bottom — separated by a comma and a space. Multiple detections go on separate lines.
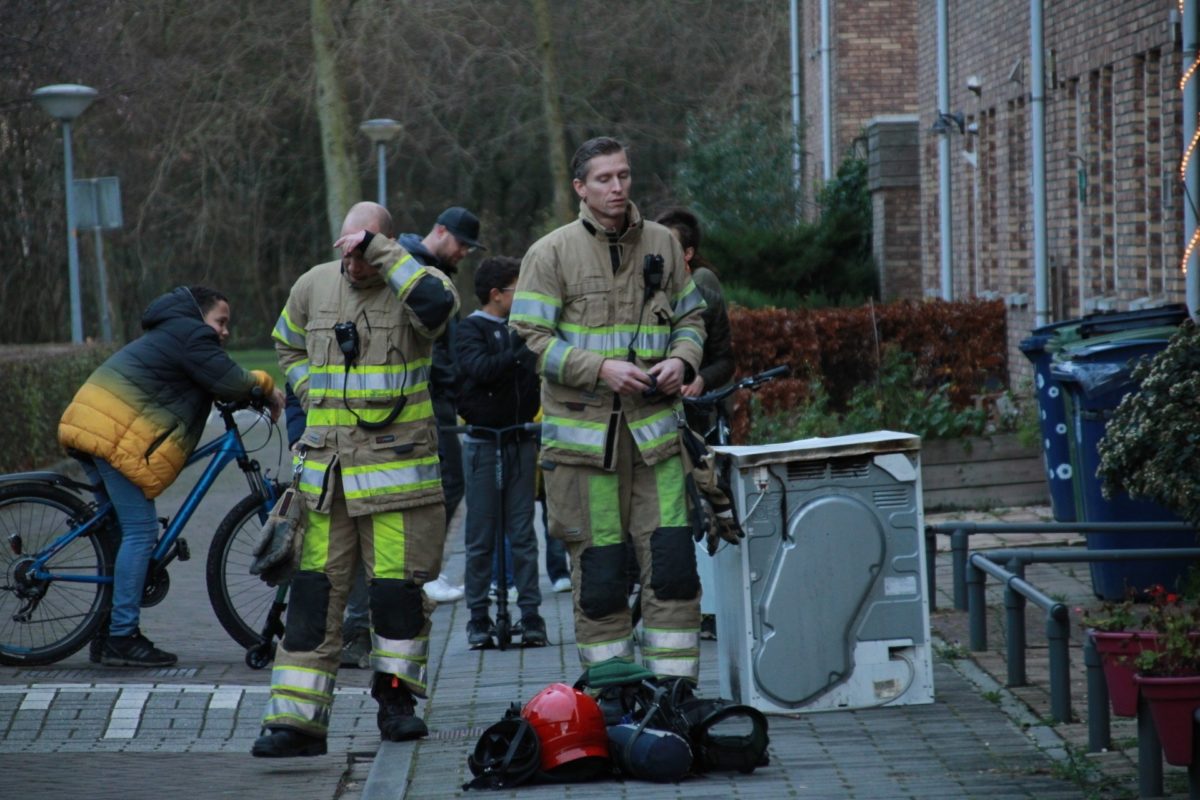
333, 319, 408, 430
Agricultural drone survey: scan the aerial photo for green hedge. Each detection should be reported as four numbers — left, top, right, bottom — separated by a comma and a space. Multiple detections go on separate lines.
0, 344, 114, 473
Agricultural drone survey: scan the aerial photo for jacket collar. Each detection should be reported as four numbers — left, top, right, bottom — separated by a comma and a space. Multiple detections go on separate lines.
578, 200, 644, 243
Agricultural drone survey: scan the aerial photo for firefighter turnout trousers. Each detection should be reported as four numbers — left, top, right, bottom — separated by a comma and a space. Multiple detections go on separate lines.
261, 471, 445, 737
543, 422, 701, 681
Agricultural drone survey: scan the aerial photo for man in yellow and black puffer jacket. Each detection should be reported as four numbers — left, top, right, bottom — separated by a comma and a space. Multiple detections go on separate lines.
511, 136, 708, 683
253, 201, 459, 759
59, 285, 282, 667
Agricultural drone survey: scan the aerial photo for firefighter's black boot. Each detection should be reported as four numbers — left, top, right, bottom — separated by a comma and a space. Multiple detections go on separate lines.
372, 672, 428, 742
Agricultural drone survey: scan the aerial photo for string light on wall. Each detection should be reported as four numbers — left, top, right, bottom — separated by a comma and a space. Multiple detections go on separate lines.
1182, 0, 1198, 275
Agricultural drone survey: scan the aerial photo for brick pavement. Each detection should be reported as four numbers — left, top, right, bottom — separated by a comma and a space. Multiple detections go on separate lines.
0, 423, 1179, 798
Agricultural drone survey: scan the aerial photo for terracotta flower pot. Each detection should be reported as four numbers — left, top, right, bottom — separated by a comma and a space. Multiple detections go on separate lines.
1090, 630, 1160, 717
1133, 673, 1200, 766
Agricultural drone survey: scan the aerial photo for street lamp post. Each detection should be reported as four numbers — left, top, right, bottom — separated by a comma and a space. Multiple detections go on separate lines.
358, 118, 403, 206
33, 84, 98, 344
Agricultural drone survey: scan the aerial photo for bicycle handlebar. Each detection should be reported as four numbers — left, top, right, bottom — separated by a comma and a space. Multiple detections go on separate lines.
440, 422, 542, 438
683, 364, 790, 408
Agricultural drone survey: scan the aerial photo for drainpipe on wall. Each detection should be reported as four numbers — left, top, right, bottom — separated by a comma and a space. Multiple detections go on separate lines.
937, 0, 953, 300
790, 0, 803, 209
1031, 0, 1049, 326
1186, 0, 1199, 320
821, 0, 833, 182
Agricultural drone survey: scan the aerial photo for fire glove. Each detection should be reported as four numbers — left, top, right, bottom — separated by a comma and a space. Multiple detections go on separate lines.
679, 423, 745, 556
250, 486, 303, 586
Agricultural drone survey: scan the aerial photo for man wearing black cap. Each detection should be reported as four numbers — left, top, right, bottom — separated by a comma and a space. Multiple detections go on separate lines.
396, 207, 483, 604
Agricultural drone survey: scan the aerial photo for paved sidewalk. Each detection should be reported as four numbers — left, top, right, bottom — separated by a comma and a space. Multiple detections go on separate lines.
0, 435, 1183, 800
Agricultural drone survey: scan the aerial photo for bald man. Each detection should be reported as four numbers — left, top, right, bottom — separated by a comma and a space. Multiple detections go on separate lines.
254, 202, 460, 757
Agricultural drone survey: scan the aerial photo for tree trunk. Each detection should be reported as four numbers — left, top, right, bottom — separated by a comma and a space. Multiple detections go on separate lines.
311, 0, 359, 240
530, 0, 572, 225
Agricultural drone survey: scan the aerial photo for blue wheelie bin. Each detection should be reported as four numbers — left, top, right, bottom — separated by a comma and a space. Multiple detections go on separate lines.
1020, 320, 1084, 522
1049, 326, 1195, 600
1020, 304, 1189, 524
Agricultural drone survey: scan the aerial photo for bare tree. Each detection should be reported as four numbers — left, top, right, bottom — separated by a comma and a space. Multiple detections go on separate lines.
311, 0, 359, 241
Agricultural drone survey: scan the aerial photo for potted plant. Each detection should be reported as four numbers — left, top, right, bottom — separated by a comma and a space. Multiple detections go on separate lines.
1080, 597, 1158, 717
1132, 585, 1200, 766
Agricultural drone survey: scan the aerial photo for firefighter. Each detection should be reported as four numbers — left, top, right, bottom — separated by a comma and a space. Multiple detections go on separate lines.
510, 137, 707, 681
252, 201, 459, 758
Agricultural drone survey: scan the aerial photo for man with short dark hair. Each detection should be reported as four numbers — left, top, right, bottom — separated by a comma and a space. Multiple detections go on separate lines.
510, 137, 708, 681
397, 207, 485, 603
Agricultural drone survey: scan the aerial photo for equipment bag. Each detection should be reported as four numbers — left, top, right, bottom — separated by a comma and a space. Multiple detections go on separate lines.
574, 661, 770, 776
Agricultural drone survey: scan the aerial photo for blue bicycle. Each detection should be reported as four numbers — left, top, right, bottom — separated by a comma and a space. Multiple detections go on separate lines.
0, 399, 287, 667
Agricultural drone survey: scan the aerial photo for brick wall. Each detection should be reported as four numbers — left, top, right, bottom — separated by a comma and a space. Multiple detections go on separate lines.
802, 0, 919, 214
916, 0, 1186, 388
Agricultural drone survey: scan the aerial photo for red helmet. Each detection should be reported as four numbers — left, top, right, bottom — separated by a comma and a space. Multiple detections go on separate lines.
522, 683, 610, 776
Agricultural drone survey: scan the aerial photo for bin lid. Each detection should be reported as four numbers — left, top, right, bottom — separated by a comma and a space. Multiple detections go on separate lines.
714, 430, 920, 468
1049, 324, 1178, 358
1048, 335, 1171, 396
1076, 303, 1188, 339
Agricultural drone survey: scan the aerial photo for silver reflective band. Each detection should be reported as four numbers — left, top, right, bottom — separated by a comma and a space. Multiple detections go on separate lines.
511, 292, 561, 328
273, 310, 307, 348
342, 457, 441, 499
643, 656, 700, 680
308, 363, 431, 396
385, 254, 425, 295
641, 628, 700, 652
542, 417, 606, 454
263, 694, 332, 730
629, 408, 679, 452
671, 280, 707, 321
269, 665, 336, 699
577, 637, 636, 665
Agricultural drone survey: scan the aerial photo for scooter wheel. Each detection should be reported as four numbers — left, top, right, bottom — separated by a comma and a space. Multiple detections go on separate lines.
496, 619, 511, 651
245, 642, 275, 670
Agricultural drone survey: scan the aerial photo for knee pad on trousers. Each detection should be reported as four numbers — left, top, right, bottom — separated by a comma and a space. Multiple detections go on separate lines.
283, 570, 331, 652
649, 526, 700, 601
579, 542, 630, 619
370, 578, 425, 640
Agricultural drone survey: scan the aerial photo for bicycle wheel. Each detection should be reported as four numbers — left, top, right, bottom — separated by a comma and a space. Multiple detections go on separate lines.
206, 485, 286, 649
0, 483, 115, 666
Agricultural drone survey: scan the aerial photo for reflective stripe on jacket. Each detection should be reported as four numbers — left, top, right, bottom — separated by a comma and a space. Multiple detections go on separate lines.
273, 235, 459, 516
510, 201, 705, 469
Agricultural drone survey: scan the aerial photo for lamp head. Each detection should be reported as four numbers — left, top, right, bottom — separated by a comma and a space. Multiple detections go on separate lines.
359, 118, 403, 144
33, 84, 98, 122
931, 111, 966, 136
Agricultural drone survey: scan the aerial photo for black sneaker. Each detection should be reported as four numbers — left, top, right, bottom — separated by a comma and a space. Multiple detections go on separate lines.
340, 630, 371, 669
101, 630, 177, 667
520, 614, 548, 647
467, 616, 494, 649
251, 727, 327, 758
372, 673, 428, 741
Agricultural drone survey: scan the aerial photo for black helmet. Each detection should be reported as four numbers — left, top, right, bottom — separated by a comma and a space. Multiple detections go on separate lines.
464, 717, 542, 790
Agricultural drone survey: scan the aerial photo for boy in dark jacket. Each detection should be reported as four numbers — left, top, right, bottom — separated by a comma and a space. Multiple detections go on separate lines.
455, 257, 546, 648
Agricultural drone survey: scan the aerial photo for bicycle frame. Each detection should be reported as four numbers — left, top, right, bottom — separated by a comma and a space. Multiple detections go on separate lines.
28, 406, 278, 586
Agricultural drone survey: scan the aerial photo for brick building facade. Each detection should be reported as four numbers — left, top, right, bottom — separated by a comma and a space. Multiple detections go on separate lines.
804, 1, 1188, 388
916, 0, 1186, 385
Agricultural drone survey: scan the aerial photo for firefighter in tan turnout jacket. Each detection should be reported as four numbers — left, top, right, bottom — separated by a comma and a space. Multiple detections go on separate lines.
253, 202, 459, 758
510, 137, 707, 681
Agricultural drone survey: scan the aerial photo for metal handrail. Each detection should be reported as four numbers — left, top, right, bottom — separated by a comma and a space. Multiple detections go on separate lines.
924, 520, 1198, 611
963, 547, 1200, 797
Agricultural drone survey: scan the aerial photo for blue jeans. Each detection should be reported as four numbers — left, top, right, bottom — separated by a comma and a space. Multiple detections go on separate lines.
83, 459, 161, 637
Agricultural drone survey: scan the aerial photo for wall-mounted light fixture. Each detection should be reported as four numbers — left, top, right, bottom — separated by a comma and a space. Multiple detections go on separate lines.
931, 110, 965, 135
